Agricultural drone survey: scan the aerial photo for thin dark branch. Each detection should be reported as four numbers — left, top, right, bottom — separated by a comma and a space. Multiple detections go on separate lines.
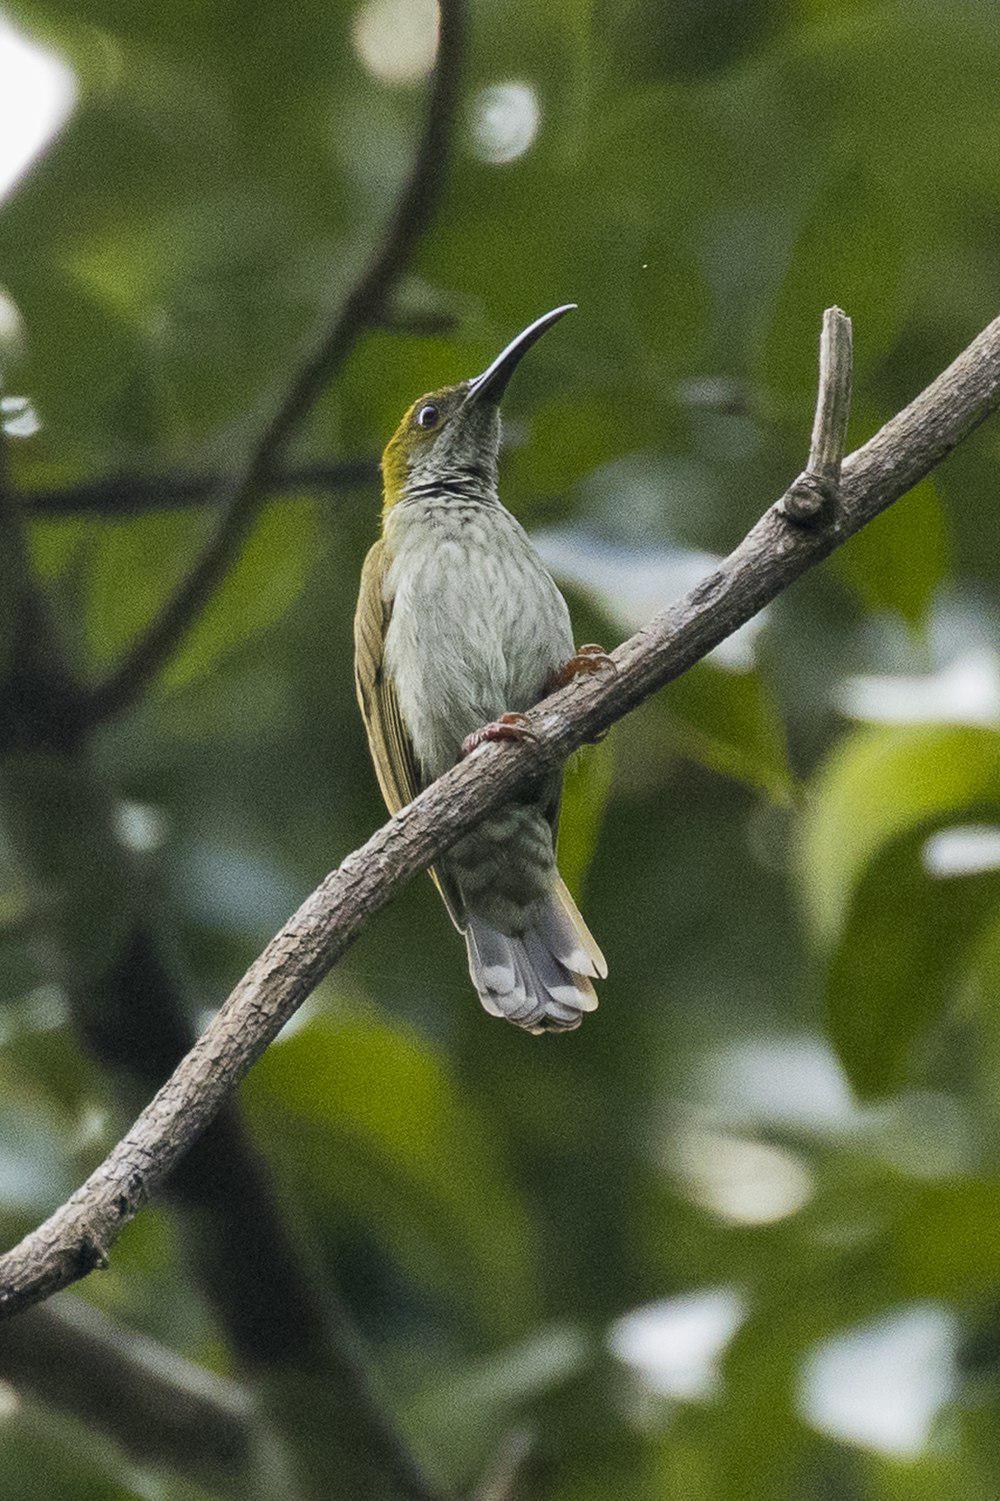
23, 459, 377, 518
2, 304, 998, 1315
779, 305, 854, 523
0, 1299, 253, 1491
83, 0, 465, 726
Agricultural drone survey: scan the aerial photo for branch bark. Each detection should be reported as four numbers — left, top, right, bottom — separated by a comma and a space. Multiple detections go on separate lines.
779, 305, 853, 523
81, 0, 465, 726
2, 304, 999, 1320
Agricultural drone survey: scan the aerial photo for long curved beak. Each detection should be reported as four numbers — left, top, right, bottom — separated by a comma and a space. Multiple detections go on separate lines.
464, 303, 576, 406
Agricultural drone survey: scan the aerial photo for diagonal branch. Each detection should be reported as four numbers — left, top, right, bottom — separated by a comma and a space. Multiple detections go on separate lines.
82, 0, 465, 727
23, 458, 377, 518
2, 304, 999, 1316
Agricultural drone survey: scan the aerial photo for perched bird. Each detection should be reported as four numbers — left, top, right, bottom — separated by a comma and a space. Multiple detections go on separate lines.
354, 305, 609, 1034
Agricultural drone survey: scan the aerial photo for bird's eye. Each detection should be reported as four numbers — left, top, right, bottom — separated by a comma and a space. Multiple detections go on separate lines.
416, 403, 440, 429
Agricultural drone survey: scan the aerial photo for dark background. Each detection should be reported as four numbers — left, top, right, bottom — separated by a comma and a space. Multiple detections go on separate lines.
0, 0, 999, 1496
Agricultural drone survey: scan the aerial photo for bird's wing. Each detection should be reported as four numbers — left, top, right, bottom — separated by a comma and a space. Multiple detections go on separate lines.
353, 539, 421, 816
354, 539, 466, 928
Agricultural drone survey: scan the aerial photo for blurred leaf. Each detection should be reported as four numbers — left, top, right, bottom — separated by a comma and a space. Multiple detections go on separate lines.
832, 476, 951, 630
245, 1016, 537, 1333
0, 1409, 144, 1501
800, 725, 1000, 949
664, 660, 793, 803
631, 229, 712, 368
509, 390, 652, 495
602, 0, 792, 81
0, 1091, 77, 1217
2, 262, 163, 463
895, 1178, 1000, 1301
407, 1323, 588, 1483
26, 515, 89, 580
84, 498, 317, 691
0, 1012, 101, 1119
543, 1428, 667, 1501
864, 1442, 995, 1501
968, 911, 1000, 1135
558, 735, 614, 898
825, 826, 1000, 1099
762, 154, 907, 401
0, 753, 135, 984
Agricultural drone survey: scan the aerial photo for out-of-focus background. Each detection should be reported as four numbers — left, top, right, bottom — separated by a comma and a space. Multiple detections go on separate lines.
0, 0, 999, 1497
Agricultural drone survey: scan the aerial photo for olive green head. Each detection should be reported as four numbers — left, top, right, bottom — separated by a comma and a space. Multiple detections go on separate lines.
381, 382, 497, 510
380, 304, 576, 512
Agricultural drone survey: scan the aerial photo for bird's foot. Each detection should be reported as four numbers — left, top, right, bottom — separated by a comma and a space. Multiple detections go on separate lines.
548, 645, 616, 742
548, 643, 616, 692
460, 712, 537, 758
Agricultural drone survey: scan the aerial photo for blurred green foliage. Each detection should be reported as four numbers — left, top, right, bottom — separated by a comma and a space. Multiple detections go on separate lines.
0, 0, 999, 1497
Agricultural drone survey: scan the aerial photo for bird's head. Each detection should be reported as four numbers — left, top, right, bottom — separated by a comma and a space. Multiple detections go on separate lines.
381, 303, 575, 511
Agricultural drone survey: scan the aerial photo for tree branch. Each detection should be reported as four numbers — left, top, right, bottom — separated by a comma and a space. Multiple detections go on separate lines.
82, 0, 465, 726
0, 1299, 254, 1492
2, 304, 999, 1317
779, 305, 853, 523
22, 459, 377, 518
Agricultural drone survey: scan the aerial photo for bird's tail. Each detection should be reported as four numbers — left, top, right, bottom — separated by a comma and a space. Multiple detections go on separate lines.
465, 879, 606, 1034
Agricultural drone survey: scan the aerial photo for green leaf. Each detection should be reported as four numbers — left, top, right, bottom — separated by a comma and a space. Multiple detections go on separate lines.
895, 1177, 1000, 1301
407, 1323, 589, 1483
0, 1006, 101, 1119
963, 912, 1000, 1143
244, 1015, 537, 1334
825, 826, 1000, 1098
0, 1411, 147, 1501
84, 497, 317, 692
863, 1443, 995, 1501
1, 261, 163, 463
761, 153, 907, 403
832, 475, 951, 629
799, 725, 1000, 949
0, 1091, 77, 1220
558, 734, 615, 899
26, 515, 89, 581
664, 660, 793, 803
508, 390, 652, 495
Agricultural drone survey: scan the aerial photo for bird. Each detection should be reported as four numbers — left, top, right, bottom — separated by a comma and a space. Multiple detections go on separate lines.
354, 305, 610, 1034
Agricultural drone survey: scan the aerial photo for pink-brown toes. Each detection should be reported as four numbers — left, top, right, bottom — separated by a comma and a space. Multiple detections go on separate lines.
575, 643, 616, 670
460, 712, 537, 758
548, 643, 616, 692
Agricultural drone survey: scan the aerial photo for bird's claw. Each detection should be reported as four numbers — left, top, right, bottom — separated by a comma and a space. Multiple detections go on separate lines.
548, 643, 616, 691
547, 644, 615, 745
460, 712, 537, 757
